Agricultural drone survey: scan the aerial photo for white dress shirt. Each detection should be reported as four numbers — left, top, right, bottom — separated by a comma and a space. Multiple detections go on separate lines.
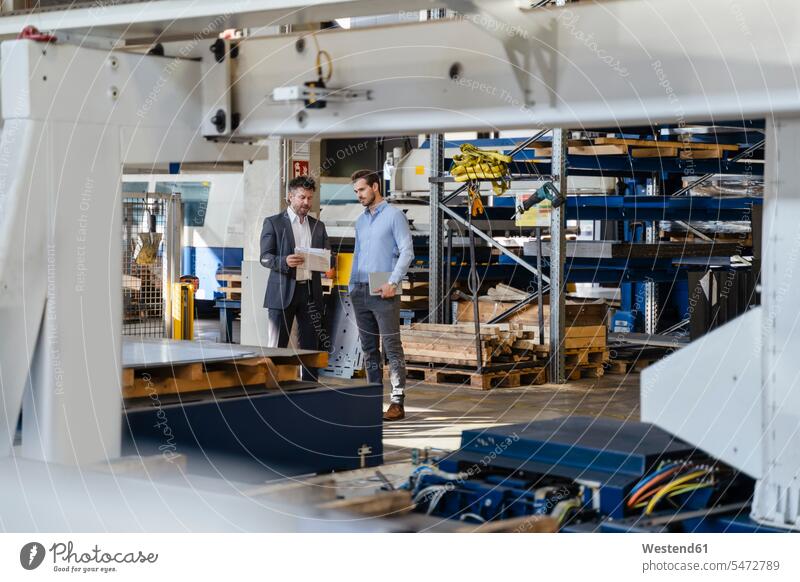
287, 206, 312, 281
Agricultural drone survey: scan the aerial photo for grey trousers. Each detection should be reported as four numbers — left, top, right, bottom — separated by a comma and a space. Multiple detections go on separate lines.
267, 282, 324, 381
350, 283, 406, 404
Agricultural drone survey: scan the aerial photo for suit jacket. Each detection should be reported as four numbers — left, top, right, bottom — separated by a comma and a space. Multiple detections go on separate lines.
260, 210, 329, 310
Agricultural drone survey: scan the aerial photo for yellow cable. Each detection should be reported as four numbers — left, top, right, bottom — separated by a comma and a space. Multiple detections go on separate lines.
311, 33, 333, 82
663, 482, 713, 499
644, 470, 710, 515
633, 482, 712, 510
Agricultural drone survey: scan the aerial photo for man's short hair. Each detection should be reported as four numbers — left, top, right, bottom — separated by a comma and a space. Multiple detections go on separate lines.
288, 176, 316, 193
350, 169, 381, 190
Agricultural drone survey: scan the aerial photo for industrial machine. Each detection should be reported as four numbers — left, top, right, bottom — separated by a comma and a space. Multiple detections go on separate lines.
0, 0, 798, 532
403, 416, 772, 532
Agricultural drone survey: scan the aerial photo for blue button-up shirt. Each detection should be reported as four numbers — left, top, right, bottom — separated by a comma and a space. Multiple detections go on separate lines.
349, 201, 414, 291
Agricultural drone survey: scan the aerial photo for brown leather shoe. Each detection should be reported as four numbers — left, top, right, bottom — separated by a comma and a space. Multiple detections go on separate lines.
383, 402, 405, 421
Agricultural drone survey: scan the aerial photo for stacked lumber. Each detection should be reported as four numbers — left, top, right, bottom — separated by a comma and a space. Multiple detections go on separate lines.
401, 322, 526, 366
457, 294, 608, 328
456, 288, 610, 381
398, 322, 547, 389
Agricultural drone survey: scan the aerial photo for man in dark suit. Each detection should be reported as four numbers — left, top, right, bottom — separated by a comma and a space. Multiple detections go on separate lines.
260, 176, 330, 380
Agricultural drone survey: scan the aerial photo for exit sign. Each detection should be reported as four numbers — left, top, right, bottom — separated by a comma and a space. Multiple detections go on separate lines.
293, 160, 309, 177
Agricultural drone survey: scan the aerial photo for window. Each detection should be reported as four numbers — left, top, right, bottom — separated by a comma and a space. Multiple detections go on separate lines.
155, 181, 211, 227
122, 181, 148, 193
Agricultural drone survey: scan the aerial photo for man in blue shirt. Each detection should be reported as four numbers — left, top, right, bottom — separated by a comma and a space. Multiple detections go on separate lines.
349, 169, 414, 421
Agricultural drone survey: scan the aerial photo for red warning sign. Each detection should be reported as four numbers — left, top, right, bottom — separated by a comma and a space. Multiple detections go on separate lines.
293, 160, 309, 178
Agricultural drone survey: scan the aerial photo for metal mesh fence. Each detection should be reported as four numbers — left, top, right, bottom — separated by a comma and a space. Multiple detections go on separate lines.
122, 194, 168, 337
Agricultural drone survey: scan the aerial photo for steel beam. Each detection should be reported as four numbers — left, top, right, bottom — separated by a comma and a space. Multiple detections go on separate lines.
0, 0, 442, 40
644, 176, 659, 335
3, 3, 800, 134
549, 129, 567, 383
428, 134, 445, 323
437, 203, 549, 283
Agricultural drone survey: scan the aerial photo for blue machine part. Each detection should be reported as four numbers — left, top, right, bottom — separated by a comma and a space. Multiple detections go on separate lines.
611, 310, 636, 333
436, 416, 696, 519
182, 246, 244, 302
412, 471, 591, 525
124, 383, 383, 479
411, 472, 582, 524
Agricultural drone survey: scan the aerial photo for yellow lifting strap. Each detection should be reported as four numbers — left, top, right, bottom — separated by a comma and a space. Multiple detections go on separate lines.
467, 183, 484, 216
450, 143, 513, 196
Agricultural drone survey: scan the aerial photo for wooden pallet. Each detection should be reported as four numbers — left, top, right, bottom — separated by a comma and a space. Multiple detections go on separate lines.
217, 287, 242, 300
122, 352, 327, 400
217, 271, 242, 300
527, 344, 609, 366
566, 363, 605, 380
605, 357, 657, 374
400, 363, 547, 390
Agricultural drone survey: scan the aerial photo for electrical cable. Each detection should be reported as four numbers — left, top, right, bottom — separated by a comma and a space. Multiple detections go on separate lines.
663, 482, 713, 499
627, 464, 688, 508
631, 482, 713, 509
426, 488, 448, 516
644, 470, 712, 515
311, 33, 333, 82
629, 462, 683, 496
459, 513, 486, 523
551, 498, 582, 526
412, 485, 447, 504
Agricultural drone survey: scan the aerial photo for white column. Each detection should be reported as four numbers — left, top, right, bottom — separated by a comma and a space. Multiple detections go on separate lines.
20, 121, 123, 464
752, 116, 800, 530
240, 139, 285, 346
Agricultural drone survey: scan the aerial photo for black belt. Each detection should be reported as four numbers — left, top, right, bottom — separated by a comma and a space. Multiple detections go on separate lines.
295, 280, 312, 286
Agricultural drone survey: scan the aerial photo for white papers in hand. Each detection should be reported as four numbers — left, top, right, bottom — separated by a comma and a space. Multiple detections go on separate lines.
295, 247, 331, 272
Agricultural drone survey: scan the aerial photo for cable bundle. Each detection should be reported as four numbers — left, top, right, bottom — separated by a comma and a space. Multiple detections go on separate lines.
627, 461, 716, 515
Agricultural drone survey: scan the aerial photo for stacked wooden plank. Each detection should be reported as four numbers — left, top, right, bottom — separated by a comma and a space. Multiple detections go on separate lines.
456, 289, 610, 381
399, 322, 547, 390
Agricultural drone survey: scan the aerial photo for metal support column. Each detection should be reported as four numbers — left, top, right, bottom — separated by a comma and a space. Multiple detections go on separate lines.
644, 175, 659, 335
444, 224, 454, 324
429, 133, 445, 323
164, 193, 183, 337
549, 129, 568, 383
536, 228, 545, 345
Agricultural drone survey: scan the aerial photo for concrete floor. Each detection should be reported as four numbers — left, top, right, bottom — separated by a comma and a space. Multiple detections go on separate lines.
378, 372, 640, 460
